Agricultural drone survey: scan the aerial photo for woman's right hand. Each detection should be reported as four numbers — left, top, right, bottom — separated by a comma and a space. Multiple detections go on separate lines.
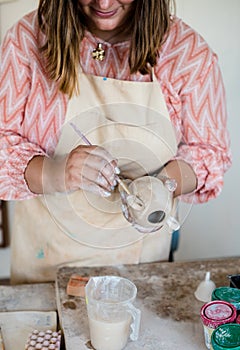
63, 144, 118, 196
25, 145, 119, 197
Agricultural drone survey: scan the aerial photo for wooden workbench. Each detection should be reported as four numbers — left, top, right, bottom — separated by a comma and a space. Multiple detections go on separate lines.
56, 257, 240, 349
0, 283, 57, 349
0, 257, 239, 349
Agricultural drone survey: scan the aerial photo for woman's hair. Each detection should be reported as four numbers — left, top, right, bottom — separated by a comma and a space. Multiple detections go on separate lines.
38, 0, 174, 97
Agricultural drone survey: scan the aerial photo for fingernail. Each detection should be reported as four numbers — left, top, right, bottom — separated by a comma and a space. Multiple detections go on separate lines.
102, 190, 111, 197
114, 167, 120, 174
111, 185, 115, 191
113, 179, 117, 186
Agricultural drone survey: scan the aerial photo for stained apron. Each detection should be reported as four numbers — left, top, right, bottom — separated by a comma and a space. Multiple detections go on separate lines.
11, 68, 178, 284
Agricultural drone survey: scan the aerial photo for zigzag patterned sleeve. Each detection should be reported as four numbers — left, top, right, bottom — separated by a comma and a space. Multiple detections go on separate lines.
0, 27, 46, 200
156, 18, 232, 204
176, 53, 232, 204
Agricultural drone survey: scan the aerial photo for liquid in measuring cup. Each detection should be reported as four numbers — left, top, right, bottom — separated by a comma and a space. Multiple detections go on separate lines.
85, 276, 141, 350
89, 314, 131, 350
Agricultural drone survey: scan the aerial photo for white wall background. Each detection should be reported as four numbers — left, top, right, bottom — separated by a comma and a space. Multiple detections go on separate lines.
174, 0, 240, 261
0, 0, 239, 277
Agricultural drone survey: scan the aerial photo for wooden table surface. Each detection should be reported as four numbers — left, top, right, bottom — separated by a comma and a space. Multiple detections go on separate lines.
0, 257, 239, 349
55, 257, 240, 350
0, 283, 57, 350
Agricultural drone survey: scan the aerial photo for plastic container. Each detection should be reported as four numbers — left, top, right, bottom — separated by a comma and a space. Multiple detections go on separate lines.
85, 276, 141, 350
195, 272, 216, 302
200, 300, 237, 349
212, 287, 240, 310
211, 323, 240, 349
228, 274, 240, 289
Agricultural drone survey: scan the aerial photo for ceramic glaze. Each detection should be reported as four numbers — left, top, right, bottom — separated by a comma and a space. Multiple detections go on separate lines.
85, 276, 141, 350
200, 301, 237, 349
89, 314, 131, 350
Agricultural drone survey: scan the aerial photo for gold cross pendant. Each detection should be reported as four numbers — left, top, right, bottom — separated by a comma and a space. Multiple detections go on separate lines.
92, 43, 105, 61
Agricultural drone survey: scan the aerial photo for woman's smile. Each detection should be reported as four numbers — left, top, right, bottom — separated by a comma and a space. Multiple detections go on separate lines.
90, 8, 118, 19
79, 0, 135, 42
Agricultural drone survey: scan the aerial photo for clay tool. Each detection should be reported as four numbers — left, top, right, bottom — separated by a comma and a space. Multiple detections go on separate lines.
69, 122, 144, 209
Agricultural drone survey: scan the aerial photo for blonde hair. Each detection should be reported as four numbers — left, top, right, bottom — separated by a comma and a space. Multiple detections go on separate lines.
38, 0, 174, 97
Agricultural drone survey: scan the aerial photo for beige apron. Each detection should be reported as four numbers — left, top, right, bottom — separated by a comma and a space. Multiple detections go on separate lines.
11, 69, 178, 284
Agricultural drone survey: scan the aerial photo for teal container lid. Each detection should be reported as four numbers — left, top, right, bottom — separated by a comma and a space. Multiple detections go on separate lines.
211, 324, 240, 349
212, 287, 240, 310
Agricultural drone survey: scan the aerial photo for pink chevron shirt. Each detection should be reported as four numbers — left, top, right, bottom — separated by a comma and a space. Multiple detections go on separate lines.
0, 11, 231, 203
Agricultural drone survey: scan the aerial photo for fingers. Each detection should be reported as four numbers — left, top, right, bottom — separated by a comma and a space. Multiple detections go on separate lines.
64, 145, 119, 196
81, 148, 117, 187
78, 175, 114, 197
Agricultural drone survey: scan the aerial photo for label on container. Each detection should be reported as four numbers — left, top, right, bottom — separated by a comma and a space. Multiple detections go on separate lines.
201, 301, 237, 349
203, 325, 214, 350
205, 303, 233, 320
201, 301, 237, 328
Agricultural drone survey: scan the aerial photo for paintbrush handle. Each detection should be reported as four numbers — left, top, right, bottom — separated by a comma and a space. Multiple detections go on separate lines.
70, 122, 130, 191
69, 122, 92, 145
116, 177, 131, 195
70, 122, 135, 197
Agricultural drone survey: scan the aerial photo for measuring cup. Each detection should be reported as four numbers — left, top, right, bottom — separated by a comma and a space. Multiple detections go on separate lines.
85, 276, 141, 350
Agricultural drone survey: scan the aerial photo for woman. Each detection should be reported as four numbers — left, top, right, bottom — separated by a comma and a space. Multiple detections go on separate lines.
0, 0, 231, 284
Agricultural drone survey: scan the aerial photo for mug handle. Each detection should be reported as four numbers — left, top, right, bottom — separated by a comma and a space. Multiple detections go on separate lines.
166, 216, 180, 231
127, 303, 141, 341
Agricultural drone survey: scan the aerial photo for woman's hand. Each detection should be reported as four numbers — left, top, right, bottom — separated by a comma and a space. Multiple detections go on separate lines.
25, 145, 119, 196
64, 145, 118, 196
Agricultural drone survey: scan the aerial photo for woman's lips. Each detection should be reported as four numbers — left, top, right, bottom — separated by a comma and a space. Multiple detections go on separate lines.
92, 8, 118, 18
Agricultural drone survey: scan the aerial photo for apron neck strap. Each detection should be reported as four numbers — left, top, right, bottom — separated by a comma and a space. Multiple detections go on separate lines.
151, 67, 158, 83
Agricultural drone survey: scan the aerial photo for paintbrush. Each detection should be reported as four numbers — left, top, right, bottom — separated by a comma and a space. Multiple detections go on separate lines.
69, 122, 144, 209
69, 122, 133, 196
